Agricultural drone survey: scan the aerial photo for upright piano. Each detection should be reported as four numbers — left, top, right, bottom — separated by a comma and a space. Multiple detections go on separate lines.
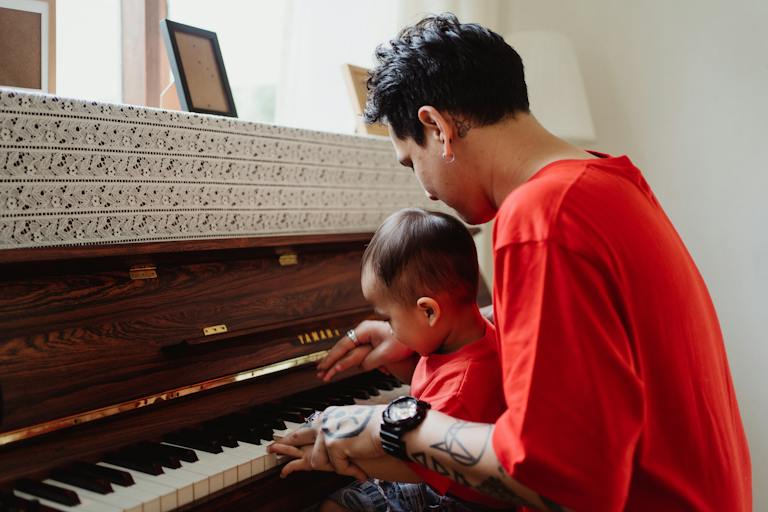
0, 90, 488, 511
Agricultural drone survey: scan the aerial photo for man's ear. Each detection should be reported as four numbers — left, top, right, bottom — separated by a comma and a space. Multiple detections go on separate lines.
416, 297, 442, 327
417, 106, 456, 161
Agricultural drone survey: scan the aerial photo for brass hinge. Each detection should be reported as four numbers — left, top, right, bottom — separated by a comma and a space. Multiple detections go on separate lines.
276, 248, 299, 266
203, 324, 228, 336
129, 265, 158, 280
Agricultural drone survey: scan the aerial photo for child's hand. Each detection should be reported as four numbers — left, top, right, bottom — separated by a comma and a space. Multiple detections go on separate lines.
269, 441, 315, 478
317, 320, 414, 382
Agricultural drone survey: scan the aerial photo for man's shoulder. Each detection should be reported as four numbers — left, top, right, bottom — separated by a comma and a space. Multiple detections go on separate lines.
494, 160, 589, 247
494, 155, 648, 250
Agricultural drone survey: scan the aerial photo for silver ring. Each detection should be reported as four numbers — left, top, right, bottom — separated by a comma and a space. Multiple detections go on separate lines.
346, 328, 360, 346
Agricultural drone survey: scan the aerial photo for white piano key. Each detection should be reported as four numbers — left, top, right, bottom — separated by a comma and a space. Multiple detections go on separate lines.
97, 463, 177, 512
222, 445, 255, 481
13, 490, 119, 512
227, 440, 278, 480
162, 444, 231, 494
43, 479, 142, 512
176, 460, 211, 499
238, 440, 271, 474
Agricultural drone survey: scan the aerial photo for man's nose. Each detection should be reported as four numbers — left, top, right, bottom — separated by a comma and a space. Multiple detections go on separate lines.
425, 190, 438, 201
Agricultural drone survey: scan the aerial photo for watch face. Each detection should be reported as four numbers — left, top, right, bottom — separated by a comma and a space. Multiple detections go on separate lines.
390, 398, 418, 422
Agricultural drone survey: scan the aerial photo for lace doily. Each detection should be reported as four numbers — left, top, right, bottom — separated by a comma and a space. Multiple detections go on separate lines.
0, 89, 443, 248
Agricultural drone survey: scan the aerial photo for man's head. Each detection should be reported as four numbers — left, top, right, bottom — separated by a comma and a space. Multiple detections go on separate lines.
365, 14, 531, 225
361, 208, 479, 355
365, 13, 528, 145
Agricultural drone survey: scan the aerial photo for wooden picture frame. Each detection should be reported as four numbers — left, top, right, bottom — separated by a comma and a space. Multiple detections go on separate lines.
343, 63, 388, 137
160, 19, 237, 117
0, 0, 56, 93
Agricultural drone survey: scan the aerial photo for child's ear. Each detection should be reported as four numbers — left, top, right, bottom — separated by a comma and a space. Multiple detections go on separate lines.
416, 297, 441, 327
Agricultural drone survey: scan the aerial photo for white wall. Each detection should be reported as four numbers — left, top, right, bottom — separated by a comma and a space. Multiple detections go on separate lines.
56, 0, 122, 103
502, 0, 767, 507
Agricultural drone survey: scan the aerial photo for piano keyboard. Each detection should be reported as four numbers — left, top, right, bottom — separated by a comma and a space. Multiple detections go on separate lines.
2, 372, 410, 512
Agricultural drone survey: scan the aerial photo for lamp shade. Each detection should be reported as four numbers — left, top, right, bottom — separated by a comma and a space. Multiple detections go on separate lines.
505, 31, 596, 144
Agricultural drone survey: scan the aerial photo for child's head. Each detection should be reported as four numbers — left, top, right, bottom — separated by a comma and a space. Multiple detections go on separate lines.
361, 208, 479, 355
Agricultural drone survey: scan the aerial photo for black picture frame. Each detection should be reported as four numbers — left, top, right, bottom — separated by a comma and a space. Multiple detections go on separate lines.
160, 19, 237, 117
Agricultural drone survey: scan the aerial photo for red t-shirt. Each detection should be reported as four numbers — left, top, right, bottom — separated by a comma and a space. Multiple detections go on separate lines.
491, 153, 751, 511
408, 319, 507, 507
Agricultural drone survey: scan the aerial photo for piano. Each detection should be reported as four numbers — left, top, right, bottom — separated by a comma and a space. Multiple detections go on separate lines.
0, 90, 490, 511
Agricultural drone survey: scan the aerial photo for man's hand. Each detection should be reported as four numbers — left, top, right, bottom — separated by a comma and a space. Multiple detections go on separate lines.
268, 405, 387, 481
317, 320, 414, 382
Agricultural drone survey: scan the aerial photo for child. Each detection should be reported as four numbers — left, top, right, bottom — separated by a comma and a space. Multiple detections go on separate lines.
283, 208, 508, 512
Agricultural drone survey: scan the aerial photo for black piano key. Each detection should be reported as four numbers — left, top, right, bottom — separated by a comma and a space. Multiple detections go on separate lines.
312, 393, 355, 406
103, 452, 164, 476
0, 490, 45, 512
50, 467, 113, 494
371, 378, 395, 391
208, 415, 271, 444
382, 376, 405, 387
231, 430, 265, 445
127, 444, 182, 469
199, 424, 240, 448
14, 480, 80, 507
333, 385, 371, 400
164, 429, 223, 454
244, 411, 286, 431
349, 380, 381, 396
285, 397, 331, 410
70, 461, 135, 487
144, 441, 198, 463
252, 404, 307, 424
243, 423, 280, 442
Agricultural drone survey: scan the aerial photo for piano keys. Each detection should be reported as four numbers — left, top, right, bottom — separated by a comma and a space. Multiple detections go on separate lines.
5, 372, 410, 512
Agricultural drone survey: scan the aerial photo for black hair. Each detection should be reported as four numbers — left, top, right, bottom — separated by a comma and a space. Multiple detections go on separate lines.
362, 208, 479, 305
364, 12, 529, 145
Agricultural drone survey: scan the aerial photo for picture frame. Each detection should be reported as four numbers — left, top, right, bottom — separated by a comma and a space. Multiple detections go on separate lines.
343, 63, 388, 137
160, 19, 237, 117
0, 0, 56, 93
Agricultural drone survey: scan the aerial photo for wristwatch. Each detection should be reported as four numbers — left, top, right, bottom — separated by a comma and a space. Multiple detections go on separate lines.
380, 395, 431, 461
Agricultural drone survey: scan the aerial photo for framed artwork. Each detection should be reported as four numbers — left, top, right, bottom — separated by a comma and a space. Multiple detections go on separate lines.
0, 0, 56, 93
160, 19, 237, 117
343, 63, 388, 137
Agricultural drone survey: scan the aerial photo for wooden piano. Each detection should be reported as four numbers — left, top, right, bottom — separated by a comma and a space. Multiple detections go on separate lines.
0, 234, 416, 512
0, 90, 490, 511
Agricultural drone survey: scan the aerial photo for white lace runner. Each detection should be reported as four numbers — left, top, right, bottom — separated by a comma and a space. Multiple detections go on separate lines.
0, 89, 443, 249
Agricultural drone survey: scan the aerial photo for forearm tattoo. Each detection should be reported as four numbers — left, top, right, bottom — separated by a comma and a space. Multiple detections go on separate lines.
321, 406, 375, 439
473, 466, 536, 507
409, 419, 567, 510
429, 421, 490, 465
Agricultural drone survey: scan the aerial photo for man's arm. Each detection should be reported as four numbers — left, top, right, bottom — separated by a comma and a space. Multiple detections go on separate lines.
401, 410, 562, 510
272, 405, 566, 511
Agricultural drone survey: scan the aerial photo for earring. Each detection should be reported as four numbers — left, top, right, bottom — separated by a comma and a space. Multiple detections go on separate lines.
441, 152, 455, 163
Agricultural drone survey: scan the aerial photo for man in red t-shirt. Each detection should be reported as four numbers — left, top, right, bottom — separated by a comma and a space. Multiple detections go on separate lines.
269, 13, 751, 511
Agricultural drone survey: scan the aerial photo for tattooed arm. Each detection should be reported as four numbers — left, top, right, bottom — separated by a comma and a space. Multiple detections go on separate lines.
403, 410, 567, 510
270, 405, 567, 511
